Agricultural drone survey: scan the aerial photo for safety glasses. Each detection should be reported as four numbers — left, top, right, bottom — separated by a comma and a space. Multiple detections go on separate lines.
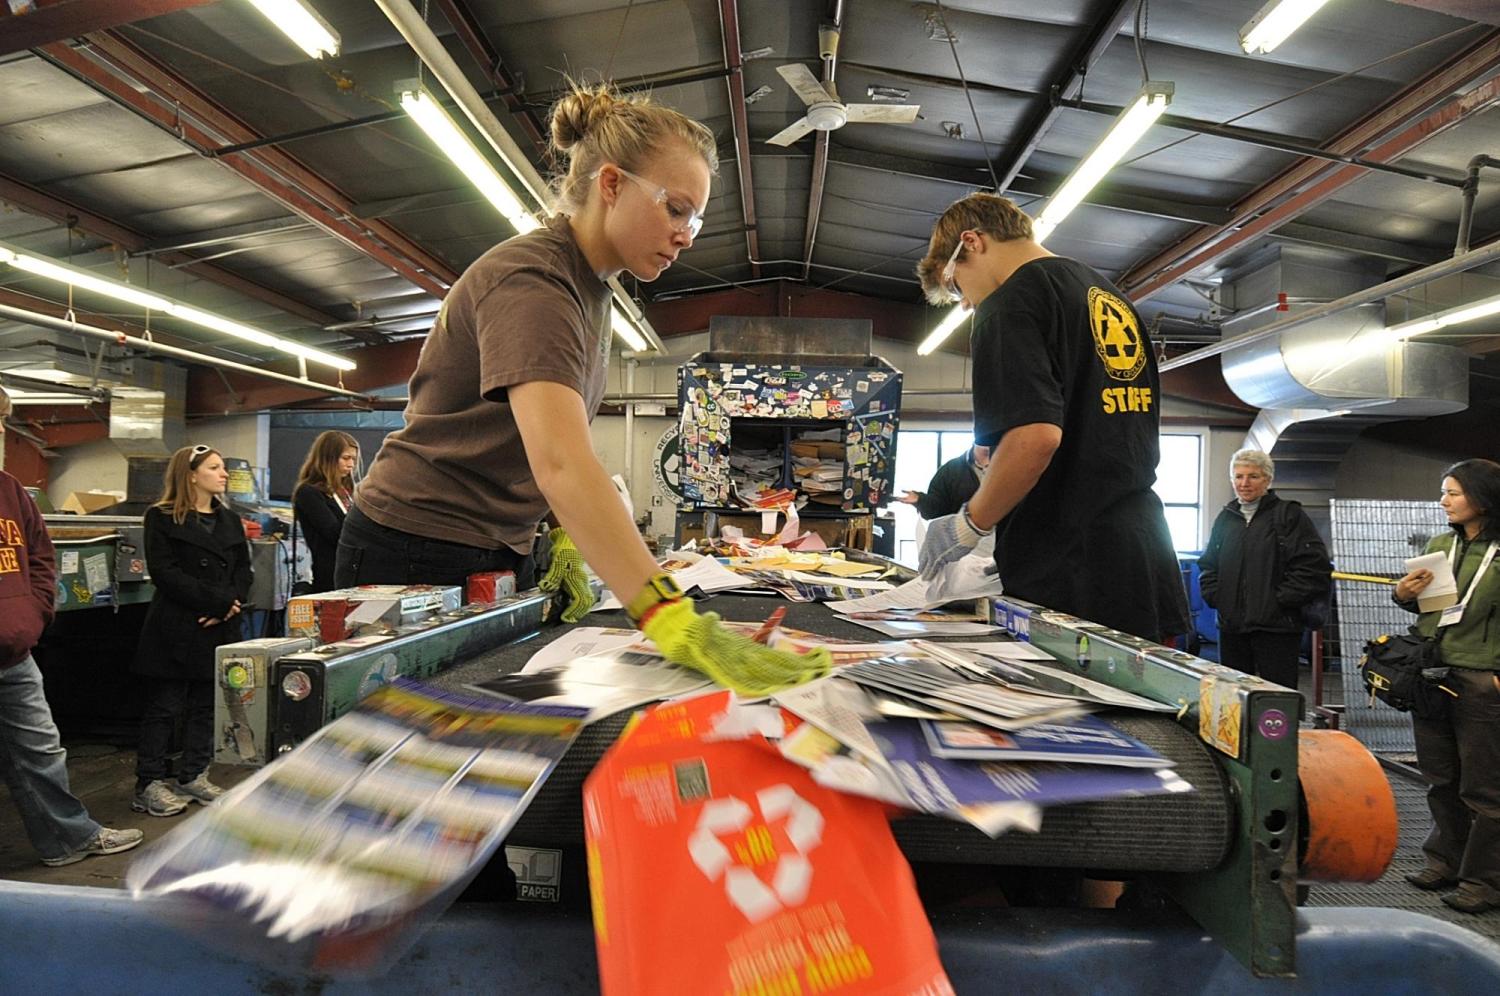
599, 165, 705, 239
940, 231, 973, 303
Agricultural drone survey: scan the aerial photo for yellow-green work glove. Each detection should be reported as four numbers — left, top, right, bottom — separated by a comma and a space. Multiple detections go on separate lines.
539, 528, 596, 623
641, 599, 832, 696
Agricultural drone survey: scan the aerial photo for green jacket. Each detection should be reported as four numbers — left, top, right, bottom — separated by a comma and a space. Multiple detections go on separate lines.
1406, 532, 1500, 670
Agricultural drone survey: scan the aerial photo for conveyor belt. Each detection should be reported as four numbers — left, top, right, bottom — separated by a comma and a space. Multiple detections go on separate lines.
431, 596, 1235, 874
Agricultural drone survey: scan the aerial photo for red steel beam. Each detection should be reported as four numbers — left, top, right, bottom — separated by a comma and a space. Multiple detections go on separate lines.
187, 338, 424, 414
432, 0, 551, 156
0, 172, 370, 340
719, 0, 762, 278
0, 0, 212, 55
1123, 27, 1500, 300
37, 35, 456, 298
25, 416, 111, 449
1128, 73, 1500, 302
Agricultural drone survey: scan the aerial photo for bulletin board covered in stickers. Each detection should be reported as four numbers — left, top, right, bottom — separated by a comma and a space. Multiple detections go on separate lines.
676, 353, 903, 512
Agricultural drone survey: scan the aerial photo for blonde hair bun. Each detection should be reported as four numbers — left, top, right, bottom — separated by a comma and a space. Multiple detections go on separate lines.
549, 84, 619, 153
547, 80, 717, 215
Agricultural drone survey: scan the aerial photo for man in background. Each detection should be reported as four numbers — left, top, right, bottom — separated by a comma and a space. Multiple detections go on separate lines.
898, 445, 989, 520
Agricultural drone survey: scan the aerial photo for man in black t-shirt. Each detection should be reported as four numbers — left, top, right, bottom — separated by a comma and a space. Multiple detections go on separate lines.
914, 193, 1188, 643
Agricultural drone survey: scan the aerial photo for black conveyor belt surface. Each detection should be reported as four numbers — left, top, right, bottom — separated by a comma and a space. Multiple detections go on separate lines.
431, 597, 1234, 873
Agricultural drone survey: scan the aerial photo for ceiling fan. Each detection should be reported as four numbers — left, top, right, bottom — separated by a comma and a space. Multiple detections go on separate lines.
766, 61, 921, 146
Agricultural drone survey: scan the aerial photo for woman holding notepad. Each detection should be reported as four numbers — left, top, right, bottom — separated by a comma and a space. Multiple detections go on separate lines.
1393, 458, 1500, 914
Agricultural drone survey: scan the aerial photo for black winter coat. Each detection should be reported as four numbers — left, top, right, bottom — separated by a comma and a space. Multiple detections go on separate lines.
133, 503, 253, 679
292, 483, 347, 593
912, 453, 982, 520
1199, 491, 1331, 635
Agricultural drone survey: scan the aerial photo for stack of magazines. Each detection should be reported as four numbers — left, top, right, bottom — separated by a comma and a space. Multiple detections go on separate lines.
771, 645, 1191, 836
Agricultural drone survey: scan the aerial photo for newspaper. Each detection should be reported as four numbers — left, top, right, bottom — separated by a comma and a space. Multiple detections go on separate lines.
127, 680, 588, 975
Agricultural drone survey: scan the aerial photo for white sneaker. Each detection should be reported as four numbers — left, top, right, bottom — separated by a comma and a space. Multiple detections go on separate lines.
41, 827, 145, 866
132, 780, 188, 817
175, 772, 225, 805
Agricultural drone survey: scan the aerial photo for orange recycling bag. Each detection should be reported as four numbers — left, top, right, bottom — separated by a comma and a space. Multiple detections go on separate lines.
584, 691, 953, 996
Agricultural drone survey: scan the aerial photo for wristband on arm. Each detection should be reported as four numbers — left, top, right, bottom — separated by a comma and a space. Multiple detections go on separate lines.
626, 571, 685, 626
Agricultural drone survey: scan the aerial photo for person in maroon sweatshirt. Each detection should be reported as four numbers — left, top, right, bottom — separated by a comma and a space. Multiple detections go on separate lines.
0, 386, 143, 866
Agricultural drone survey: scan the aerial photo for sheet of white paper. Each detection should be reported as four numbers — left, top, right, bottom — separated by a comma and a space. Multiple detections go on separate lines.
520, 627, 642, 674
344, 599, 394, 627
827, 553, 1002, 615
593, 553, 749, 613
938, 640, 1060, 661
60, 550, 80, 573
1405, 551, 1458, 600
673, 555, 752, 593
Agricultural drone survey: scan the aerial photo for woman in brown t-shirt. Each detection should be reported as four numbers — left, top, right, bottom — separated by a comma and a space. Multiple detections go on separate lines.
340, 83, 828, 696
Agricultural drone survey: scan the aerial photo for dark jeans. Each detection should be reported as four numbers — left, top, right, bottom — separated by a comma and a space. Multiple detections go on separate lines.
136, 677, 214, 788
1413, 668, 1500, 897
1219, 630, 1302, 690
335, 505, 535, 590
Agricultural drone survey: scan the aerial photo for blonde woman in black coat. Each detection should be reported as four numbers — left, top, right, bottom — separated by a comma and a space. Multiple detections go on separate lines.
131, 445, 252, 817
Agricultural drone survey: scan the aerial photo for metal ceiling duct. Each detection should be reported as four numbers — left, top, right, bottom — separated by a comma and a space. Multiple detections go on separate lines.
0, 328, 184, 456
1216, 249, 1469, 534
1221, 304, 1469, 418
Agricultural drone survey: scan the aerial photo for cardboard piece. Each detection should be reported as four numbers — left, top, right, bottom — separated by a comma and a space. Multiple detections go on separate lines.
60, 490, 124, 515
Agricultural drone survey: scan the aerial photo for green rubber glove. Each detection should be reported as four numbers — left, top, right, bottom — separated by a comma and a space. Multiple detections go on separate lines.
642, 599, 832, 696
538, 527, 596, 623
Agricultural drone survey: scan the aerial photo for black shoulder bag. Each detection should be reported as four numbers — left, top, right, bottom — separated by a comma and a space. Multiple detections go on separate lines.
1358, 630, 1451, 717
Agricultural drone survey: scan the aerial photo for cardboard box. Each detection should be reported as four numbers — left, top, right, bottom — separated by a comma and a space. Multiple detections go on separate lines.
467, 571, 517, 605
60, 490, 123, 515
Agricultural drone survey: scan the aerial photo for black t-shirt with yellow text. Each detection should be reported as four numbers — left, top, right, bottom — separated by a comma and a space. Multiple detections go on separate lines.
971, 256, 1189, 642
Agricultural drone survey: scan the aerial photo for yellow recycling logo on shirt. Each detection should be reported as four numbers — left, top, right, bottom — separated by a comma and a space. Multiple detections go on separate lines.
1088, 286, 1146, 381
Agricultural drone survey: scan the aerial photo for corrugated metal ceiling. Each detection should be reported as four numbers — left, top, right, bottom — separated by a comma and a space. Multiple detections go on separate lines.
1, 0, 1498, 385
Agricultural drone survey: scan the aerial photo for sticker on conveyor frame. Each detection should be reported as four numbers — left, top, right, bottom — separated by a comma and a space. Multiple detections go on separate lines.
1198, 675, 1244, 759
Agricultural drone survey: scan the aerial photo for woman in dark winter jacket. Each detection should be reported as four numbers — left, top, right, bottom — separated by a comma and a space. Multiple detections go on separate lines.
291, 431, 359, 593
1198, 448, 1331, 689
132, 444, 252, 817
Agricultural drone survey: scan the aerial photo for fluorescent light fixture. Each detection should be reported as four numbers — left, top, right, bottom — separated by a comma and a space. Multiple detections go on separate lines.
1239, 0, 1332, 55
1033, 81, 1173, 244
1388, 292, 1500, 340
246, 0, 341, 59
611, 305, 648, 352
2, 249, 171, 313
917, 305, 971, 356
3, 390, 95, 407
399, 84, 540, 235
0, 243, 354, 371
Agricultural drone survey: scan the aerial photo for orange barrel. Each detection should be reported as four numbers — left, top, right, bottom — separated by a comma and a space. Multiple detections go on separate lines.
1298, 729, 1398, 882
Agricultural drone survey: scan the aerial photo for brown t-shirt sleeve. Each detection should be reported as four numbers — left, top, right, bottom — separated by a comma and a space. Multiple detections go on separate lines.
475, 266, 594, 403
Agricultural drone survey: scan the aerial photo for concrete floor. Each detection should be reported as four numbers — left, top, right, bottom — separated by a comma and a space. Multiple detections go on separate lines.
0, 750, 253, 888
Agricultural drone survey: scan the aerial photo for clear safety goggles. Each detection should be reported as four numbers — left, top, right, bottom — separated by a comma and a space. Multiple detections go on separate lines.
601, 165, 705, 239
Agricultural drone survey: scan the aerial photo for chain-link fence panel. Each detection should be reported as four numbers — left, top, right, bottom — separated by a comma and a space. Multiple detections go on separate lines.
1327, 499, 1447, 753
